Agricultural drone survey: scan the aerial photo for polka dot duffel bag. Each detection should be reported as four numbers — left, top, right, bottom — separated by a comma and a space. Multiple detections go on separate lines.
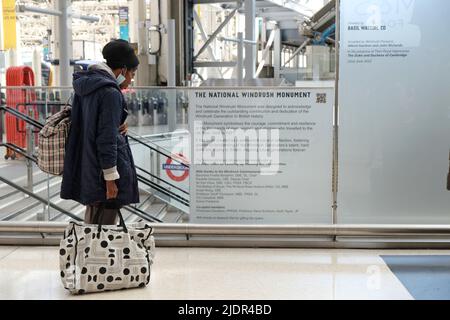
59, 211, 155, 295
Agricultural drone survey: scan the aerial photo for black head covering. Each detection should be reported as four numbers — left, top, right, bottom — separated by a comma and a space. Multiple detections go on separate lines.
102, 39, 139, 70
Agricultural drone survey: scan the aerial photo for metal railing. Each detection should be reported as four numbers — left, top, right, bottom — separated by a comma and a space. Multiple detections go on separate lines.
4, 222, 450, 236
2, 222, 450, 248
0, 175, 81, 221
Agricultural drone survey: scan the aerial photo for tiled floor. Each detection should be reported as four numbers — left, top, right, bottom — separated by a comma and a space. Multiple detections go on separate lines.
3, 246, 447, 300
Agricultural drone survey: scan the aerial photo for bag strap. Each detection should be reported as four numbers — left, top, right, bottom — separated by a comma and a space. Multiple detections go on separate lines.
95, 203, 128, 234
65, 94, 74, 108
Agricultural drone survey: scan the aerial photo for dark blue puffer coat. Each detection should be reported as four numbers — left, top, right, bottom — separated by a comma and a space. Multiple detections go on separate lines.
60, 69, 139, 207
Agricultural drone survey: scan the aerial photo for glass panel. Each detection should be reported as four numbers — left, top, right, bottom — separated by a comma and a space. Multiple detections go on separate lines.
338, 0, 450, 224
123, 88, 190, 218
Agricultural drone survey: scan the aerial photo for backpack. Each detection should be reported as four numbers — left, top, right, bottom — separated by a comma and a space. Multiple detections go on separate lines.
37, 106, 72, 176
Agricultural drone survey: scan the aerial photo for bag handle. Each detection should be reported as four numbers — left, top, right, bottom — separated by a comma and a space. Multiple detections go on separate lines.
95, 204, 128, 234
65, 94, 74, 108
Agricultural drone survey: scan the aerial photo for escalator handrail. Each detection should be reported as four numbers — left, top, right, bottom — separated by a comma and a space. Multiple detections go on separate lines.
128, 133, 190, 168
137, 175, 189, 206
16, 102, 68, 107
135, 165, 189, 195
137, 175, 189, 207
0, 106, 44, 130
0, 175, 82, 221
123, 205, 163, 223
0, 143, 37, 163
1, 188, 62, 222
0, 174, 58, 201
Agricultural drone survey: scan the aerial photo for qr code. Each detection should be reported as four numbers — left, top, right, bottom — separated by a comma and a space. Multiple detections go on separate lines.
316, 93, 327, 104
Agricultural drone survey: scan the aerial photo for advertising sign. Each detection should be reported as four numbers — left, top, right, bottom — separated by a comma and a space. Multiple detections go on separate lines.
119, 7, 129, 41
1, 0, 17, 50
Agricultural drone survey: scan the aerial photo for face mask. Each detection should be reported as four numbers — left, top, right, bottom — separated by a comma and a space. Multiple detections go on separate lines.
116, 73, 126, 86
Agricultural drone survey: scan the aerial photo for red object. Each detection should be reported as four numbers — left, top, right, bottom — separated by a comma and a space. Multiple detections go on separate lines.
5, 66, 37, 160
164, 153, 189, 182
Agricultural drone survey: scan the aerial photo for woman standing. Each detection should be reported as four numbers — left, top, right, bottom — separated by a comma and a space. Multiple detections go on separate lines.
61, 39, 140, 224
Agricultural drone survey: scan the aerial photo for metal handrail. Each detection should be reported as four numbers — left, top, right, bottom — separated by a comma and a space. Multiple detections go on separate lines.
0, 106, 44, 130
135, 165, 189, 195
0, 175, 58, 201
0, 176, 82, 221
2, 85, 336, 90
137, 175, 189, 207
122, 205, 163, 223
128, 133, 189, 168
2, 222, 450, 236
0, 143, 37, 162
1, 189, 61, 222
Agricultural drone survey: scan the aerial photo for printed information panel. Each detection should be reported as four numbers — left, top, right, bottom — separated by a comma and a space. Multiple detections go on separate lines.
189, 88, 333, 224
339, 0, 450, 223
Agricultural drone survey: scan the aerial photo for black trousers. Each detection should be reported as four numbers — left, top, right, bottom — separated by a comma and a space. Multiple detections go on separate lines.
84, 203, 120, 225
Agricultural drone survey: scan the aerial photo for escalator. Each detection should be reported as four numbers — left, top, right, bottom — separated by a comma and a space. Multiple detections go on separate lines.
0, 103, 190, 224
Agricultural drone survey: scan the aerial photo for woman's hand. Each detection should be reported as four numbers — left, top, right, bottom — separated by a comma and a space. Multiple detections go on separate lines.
119, 122, 128, 136
106, 180, 118, 199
